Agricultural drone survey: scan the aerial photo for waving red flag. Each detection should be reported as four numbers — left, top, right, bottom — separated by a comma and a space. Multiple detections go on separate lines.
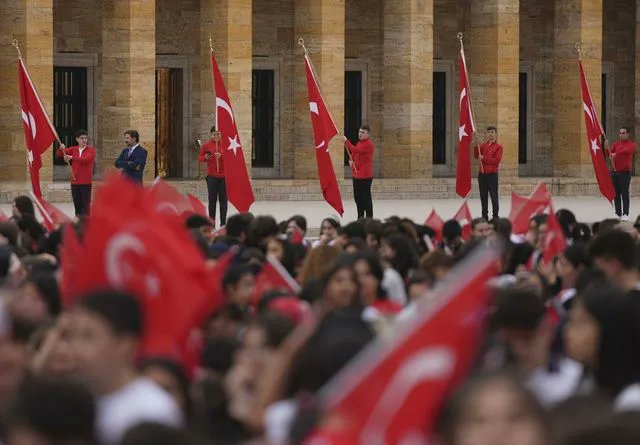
146, 178, 195, 216
456, 48, 475, 198
303, 53, 344, 216
211, 51, 255, 213
31, 192, 71, 232
60, 223, 85, 306
18, 58, 58, 198
252, 255, 301, 306
424, 209, 445, 242
317, 244, 501, 445
542, 207, 567, 264
187, 193, 208, 217
509, 182, 551, 234
579, 61, 615, 203
453, 201, 473, 240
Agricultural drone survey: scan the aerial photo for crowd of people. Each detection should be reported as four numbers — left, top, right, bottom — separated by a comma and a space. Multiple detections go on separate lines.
1, 191, 640, 445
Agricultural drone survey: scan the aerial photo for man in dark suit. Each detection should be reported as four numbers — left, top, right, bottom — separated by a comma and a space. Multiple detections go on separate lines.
115, 130, 147, 184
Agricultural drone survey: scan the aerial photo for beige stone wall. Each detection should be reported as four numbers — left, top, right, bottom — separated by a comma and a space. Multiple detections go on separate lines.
519, 0, 554, 176
0, 0, 53, 184
53, 0, 101, 53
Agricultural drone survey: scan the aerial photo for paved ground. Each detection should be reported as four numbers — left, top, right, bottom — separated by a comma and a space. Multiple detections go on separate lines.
1, 195, 635, 228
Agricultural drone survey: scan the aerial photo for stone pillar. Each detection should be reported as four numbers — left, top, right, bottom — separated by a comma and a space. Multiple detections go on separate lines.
468, 0, 519, 179
382, 0, 433, 179
0, 0, 53, 185
201, 0, 253, 177
293, 0, 345, 180
101, 0, 156, 181
553, 0, 602, 177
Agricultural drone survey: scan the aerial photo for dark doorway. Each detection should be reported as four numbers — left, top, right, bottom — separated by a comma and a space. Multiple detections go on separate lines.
433, 71, 447, 165
252, 69, 275, 168
53, 67, 87, 165
344, 71, 362, 165
155, 68, 183, 178
519, 72, 528, 164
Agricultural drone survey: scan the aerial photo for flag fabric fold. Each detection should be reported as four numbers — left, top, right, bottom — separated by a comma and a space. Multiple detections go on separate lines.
456, 48, 475, 198
579, 61, 616, 203
424, 209, 445, 242
509, 182, 552, 235
211, 51, 255, 213
18, 58, 57, 198
453, 201, 473, 240
303, 53, 344, 216
31, 192, 71, 232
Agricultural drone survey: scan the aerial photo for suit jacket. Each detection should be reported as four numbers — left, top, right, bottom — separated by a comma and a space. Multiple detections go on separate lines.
115, 145, 147, 183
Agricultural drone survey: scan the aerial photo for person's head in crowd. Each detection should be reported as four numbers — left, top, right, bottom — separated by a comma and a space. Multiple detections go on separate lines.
265, 237, 296, 276
140, 358, 191, 415
320, 255, 360, 310
120, 422, 198, 445
504, 242, 535, 275
222, 264, 256, 309
493, 218, 512, 242
28, 317, 76, 378
526, 214, 548, 250
36, 227, 64, 261
287, 215, 307, 237
407, 269, 431, 303
559, 413, 640, 445
319, 217, 340, 244
364, 219, 383, 251
548, 394, 614, 445
472, 217, 493, 239
70, 289, 142, 395
12, 196, 35, 220
593, 218, 620, 235
201, 336, 239, 378
202, 303, 246, 341
344, 237, 367, 254
588, 229, 639, 291
298, 244, 342, 285
246, 215, 279, 251
564, 283, 640, 401
17, 215, 45, 254
352, 251, 386, 306
298, 277, 324, 305
556, 209, 578, 241
442, 220, 463, 253
0, 222, 29, 257
11, 272, 61, 325
0, 297, 29, 410
380, 233, 420, 280
514, 270, 550, 301
0, 243, 26, 288
420, 249, 455, 285
188, 229, 212, 260
225, 213, 254, 243
4, 377, 95, 445
340, 221, 366, 244
237, 247, 265, 270
186, 214, 214, 241
575, 222, 592, 243
437, 371, 548, 445
556, 243, 590, 290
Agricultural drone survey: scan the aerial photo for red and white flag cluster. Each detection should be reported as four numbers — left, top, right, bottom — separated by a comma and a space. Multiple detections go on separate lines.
456, 46, 476, 198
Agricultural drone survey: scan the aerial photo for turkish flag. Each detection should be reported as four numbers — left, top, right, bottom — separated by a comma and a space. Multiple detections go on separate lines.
453, 201, 473, 240
579, 61, 615, 203
304, 53, 344, 216
211, 51, 255, 213
31, 193, 71, 232
145, 178, 196, 217
18, 58, 57, 198
252, 255, 301, 306
424, 209, 445, 242
456, 49, 475, 198
318, 244, 501, 444
290, 226, 304, 245
187, 193, 208, 218
60, 223, 85, 307
542, 206, 567, 264
68, 175, 221, 358
509, 182, 551, 234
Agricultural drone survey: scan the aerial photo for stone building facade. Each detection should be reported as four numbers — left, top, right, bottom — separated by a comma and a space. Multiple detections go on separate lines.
0, 0, 639, 202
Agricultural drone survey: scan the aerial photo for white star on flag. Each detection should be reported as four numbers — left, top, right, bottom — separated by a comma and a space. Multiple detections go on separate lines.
227, 135, 242, 156
590, 138, 600, 154
459, 124, 468, 142
27, 150, 33, 166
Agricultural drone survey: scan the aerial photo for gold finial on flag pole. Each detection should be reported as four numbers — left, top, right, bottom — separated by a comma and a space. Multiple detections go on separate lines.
575, 42, 583, 60
297, 37, 308, 54
457, 32, 464, 43
209, 33, 213, 51
12, 39, 22, 59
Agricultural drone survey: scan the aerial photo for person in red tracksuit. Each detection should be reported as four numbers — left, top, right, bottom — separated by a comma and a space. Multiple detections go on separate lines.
605, 127, 636, 221
473, 126, 503, 221
341, 125, 375, 219
198, 126, 227, 226
57, 129, 96, 216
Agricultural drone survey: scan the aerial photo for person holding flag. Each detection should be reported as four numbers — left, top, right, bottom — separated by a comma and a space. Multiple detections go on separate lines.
473, 127, 503, 221
57, 129, 96, 216
198, 126, 227, 225
605, 127, 636, 220
342, 125, 375, 219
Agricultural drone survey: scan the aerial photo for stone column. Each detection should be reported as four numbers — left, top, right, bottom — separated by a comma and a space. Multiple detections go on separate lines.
101, 0, 156, 181
382, 0, 433, 179
293, 0, 345, 180
467, 0, 519, 179
200, 0, 253, 176
553, 0, 602, 177
0, 0, 53, 185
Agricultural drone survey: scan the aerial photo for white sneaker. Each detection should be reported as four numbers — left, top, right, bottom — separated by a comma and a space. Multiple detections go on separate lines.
622, 215, 630, 222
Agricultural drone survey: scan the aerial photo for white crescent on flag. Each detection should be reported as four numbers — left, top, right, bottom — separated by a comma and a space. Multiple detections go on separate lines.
105, 233, 160, 297
459, 88, 467, 108
22, 109, 37, 140
216, 97, 235, 123
583, 102, 594, 125
309, 102, 319, 115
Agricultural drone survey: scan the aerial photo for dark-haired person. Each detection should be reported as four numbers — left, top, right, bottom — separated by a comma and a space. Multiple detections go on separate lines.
605, 127, 636, 221
115, 130, 147, 184
341, 125, 375, 219
70, 290, 182, 444
57, 129, 96, 216
588, 229, 640, 294
198, 126, 227, 226
474, 126, 503, 220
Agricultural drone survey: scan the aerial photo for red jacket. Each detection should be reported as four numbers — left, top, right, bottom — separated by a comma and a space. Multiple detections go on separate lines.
607, 140, 635, 172
198, 140, 225, 178
57, 145, 96, 185
345, 138, 374, 179
474, 142, 503, 174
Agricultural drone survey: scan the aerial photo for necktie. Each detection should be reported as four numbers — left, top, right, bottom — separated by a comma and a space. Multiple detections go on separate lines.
127, 148, 133, 159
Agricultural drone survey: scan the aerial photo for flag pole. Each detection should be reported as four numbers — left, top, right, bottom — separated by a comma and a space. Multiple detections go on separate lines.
458, 33, 483, 175
297, 37, 356, 172
209, 34, 221, 173
13, 40, 75, 181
